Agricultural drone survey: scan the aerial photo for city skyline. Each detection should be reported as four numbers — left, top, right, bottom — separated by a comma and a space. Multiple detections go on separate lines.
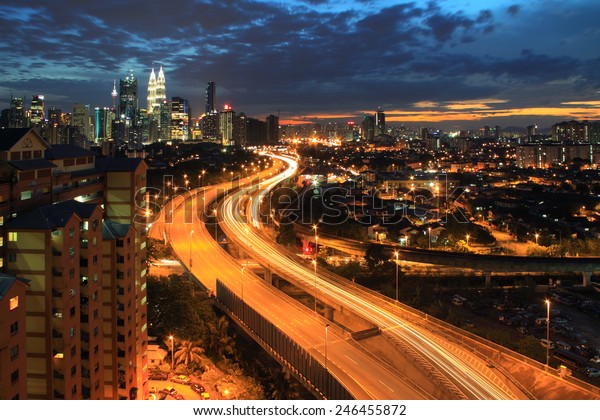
0, 0, 599, 129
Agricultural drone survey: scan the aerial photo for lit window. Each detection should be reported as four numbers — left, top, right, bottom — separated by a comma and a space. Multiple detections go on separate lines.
0, 216, 3, 226
20, 191, 32, 201
8, 232, 18, 242
0, 237, 3, 247
9, 296, 18, 311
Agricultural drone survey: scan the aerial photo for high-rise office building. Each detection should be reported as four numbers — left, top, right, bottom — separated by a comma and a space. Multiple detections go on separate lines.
147, 66, 166, 117
73, 104, 92, 142
375, 108, 386, 137
266, 114, 279, 145
118, 70, 138, 123
170, 97, 190, 141
9, 97, 25, 128
94, 107, 115, 141
147, 69, 156, 114
219, 104, 235, 147
30, 95, 45, 126
361, 115, 375, 142
48, 107, 62, 126
155, 67, 166, 106
205, 81, 216, 114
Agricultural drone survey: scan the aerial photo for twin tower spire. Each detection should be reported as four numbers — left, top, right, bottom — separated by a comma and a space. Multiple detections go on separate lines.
147, 65, 166, 115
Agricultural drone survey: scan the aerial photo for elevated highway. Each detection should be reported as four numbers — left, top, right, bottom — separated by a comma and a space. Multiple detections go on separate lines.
295, 226, 600, 286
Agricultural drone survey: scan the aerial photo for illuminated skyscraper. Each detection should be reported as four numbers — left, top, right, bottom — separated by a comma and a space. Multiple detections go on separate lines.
118, 70, 138, 122
111, 80, 117, 110
95, 107, 115, 141
147, 66, 166, 117
170, 97, 190, 141
30, 95, 45, 126
375, 108, 386, 136
155, 66, 166, 105
219, 104, 235, 147
205, 81, 216, 114
147, 68, 157, 113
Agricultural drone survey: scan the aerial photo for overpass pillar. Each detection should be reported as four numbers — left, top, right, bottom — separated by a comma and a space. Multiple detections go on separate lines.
485, 272, 492, 288
323, 306, 334, 322
583, 271, 592, 287
265, 265, 274, 286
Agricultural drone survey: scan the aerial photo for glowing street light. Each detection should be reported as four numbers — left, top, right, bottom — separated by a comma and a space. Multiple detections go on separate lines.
213, 209, 218, 240
466, 234, 470, 247
545, 299, 551, 371
535, 233, 539, 245
312, 260, 318, 312
394, 251, 399, 302
428, 227, 432, 250
169, 335, 174, 371
312, 224, 319, 260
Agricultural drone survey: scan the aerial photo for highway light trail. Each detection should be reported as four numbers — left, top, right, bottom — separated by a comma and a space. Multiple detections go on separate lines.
219, 154, 519, 400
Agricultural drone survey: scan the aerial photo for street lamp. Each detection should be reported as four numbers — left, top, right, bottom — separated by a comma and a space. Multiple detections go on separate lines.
466, 234, 470, 247
325, 323, 330, 370
169, 335, 174, 371
404, 235, 409, 248
535, 233, 539, 245
394, 251, 399, 302
213, 209, 218, 241
545, 299, 550, 371
428, 227, 432, 250
189, 230, 194, 268
312, 224, 319, 260
201, 170, 206, 187
312, 260, 318, 312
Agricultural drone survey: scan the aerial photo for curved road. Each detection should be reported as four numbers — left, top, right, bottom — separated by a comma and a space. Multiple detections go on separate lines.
218, 154, 525, 400
154, 162, 429, 400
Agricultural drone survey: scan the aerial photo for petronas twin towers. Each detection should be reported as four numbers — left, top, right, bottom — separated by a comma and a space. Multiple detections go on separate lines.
147, 65, 166, 115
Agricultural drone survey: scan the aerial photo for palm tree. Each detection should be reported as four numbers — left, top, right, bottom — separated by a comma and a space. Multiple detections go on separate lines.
208, 316, 235, 360
174, 340, 205, 367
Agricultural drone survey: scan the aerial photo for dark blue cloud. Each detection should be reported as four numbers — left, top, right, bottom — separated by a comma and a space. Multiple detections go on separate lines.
0, 0, 598, 128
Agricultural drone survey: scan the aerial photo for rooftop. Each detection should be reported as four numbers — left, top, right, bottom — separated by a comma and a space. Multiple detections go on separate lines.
0, 128, 31, 151
7, 200, 100, 230
45, 144, 97, 160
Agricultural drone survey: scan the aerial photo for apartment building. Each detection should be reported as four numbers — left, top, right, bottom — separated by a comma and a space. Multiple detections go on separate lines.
0, 274, 28, 399
0, 127, 148, 399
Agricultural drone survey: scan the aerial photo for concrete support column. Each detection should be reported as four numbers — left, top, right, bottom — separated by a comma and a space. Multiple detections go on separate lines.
485, 271, 492, 287
265, 266, 273, 285
583, 271, 592, 288
324, 306, 334, 321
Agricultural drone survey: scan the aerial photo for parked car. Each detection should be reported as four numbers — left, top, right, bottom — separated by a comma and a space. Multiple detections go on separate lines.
160, 387, 177, 396
150, 371, 168, 380
464, 319, 475, 328
173, 394, 185, 400
149, 386, 158, 394
556, 341, 571, 351
540, 339, 555, 349
583, 367, 600, 378
172, 375, 190, 384
190, 383, 206, 394
590, 356, 600, 364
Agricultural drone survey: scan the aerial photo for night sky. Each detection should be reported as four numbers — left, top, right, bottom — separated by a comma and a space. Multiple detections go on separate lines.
1, 0, 599, 129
